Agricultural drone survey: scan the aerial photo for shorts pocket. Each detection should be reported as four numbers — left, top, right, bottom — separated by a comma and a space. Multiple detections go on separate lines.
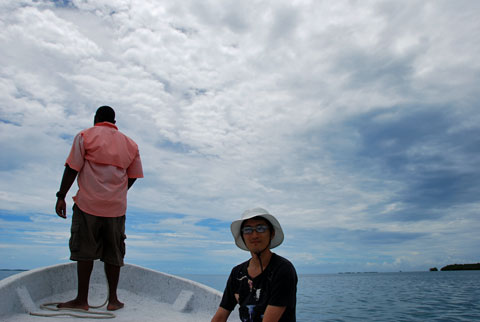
119, 233, 126, 257
69, 209, 81, 253
69, 223, 80, 252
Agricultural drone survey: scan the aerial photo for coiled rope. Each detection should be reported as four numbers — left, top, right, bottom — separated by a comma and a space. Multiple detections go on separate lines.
29, 298, 115, 319
27, 262, 118, 319
29, 276, 115, 319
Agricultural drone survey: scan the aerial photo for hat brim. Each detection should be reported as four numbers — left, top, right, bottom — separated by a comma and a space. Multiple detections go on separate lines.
230, 208, 284, 251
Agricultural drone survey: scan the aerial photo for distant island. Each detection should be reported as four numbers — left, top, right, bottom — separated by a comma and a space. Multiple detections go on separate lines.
430, 263, 480, 271
440, 263, 480, 271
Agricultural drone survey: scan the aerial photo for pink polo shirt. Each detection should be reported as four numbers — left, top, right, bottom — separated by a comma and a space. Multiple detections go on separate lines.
66, 122, 143, 217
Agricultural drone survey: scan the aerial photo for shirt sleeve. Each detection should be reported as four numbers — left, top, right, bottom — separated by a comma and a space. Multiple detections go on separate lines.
126, 150, 143, 178
65, 133, 85, 172
219, 268, 238, 312
268, 260, 297, 308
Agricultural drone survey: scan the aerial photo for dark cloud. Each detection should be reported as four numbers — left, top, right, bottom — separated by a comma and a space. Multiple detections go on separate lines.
335, 49, 417, 95
351, 107, 450, 172
290, 227, 425, 248
347, 106, 480, 221
348, 228, 425, 245
296, 103, 480, 223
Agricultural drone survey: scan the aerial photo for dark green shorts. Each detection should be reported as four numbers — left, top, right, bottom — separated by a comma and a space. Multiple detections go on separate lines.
69, 204, 126, 266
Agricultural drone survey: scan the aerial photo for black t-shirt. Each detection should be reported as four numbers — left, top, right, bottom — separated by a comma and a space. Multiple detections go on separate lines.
219, 253, 297, 321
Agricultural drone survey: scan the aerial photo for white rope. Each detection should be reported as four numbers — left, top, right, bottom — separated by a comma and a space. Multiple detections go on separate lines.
29, 266, 117, 319
30, 302, 116, 319
89, 296, 109, 309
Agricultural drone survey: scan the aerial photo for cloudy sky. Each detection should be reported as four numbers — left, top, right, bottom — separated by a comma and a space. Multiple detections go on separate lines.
1, 0, 479, 275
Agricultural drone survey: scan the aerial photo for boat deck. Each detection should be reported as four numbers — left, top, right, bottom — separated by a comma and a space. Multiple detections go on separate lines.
0, 262, 236, 322
4, 286, 214, 321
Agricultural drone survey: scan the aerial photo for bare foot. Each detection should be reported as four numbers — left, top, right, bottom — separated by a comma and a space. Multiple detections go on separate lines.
57, 299, 89, 311
107, 299, 124, 311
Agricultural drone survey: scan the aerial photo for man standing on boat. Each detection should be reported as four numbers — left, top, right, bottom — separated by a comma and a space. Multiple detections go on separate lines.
55, 106, 143, 311
212, 208, 298, 322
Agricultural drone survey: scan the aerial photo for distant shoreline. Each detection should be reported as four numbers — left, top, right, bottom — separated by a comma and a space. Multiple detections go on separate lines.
338, 272, 378, 274
440, 263, 480, 271
0, 269, 27, 272
430, 263, 480, 271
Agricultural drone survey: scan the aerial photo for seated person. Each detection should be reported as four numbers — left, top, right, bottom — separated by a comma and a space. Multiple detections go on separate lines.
211, 208, 298, 322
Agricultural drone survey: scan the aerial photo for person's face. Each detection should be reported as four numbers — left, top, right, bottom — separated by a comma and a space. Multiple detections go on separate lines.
242, 218, 274, 253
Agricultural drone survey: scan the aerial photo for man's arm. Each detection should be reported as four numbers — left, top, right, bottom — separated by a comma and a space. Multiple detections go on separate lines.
55, 164, 78, 219
127, 178, 137, 189
262, 305, 287, 322
211, 307, 231, 322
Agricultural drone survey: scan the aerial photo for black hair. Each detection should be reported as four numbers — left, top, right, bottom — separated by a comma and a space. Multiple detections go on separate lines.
95, 106, 115, 123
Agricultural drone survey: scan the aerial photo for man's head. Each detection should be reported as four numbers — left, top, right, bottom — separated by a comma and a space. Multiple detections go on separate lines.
240, 216, 275, 254
230, 208, 284, 252
94, 106, 116, 124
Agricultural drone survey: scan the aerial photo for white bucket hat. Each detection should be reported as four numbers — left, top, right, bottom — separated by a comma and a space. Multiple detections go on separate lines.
230, 207, 284, 251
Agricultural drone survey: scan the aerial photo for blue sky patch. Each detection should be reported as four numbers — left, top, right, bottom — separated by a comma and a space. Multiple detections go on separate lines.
195, 218, 230, 231
0, 210, 33, 222
51, 0, 76, 8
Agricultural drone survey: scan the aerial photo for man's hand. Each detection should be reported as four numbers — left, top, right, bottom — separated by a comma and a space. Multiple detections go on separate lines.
56, 198, 67, 219
55, 164, 78, 219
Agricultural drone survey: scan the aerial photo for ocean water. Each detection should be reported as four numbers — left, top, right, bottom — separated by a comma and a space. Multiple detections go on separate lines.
183, 271, 480, 322
0, 270, 27, 280
3, 270, 480, 321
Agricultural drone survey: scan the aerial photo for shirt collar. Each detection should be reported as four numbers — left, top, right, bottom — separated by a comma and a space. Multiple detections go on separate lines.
94, 121, 118, 130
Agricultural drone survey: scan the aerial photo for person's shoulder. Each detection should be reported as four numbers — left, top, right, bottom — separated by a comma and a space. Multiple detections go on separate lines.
116, 129, 139, 148
230, 259, 249, 275
270, 253, 297, 273
75, 126, 92, 142
272, 253, 294, 266
268, 254, 297, 285
79, 125, 98, 136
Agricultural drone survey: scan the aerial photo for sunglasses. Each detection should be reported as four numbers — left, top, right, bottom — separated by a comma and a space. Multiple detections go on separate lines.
241, 225, 269, 234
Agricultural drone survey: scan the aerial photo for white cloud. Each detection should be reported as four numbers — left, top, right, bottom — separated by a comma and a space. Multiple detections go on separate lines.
1, 0, 480, 273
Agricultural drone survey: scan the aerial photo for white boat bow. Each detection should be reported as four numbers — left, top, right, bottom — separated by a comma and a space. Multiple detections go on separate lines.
0, 261, 229, 321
